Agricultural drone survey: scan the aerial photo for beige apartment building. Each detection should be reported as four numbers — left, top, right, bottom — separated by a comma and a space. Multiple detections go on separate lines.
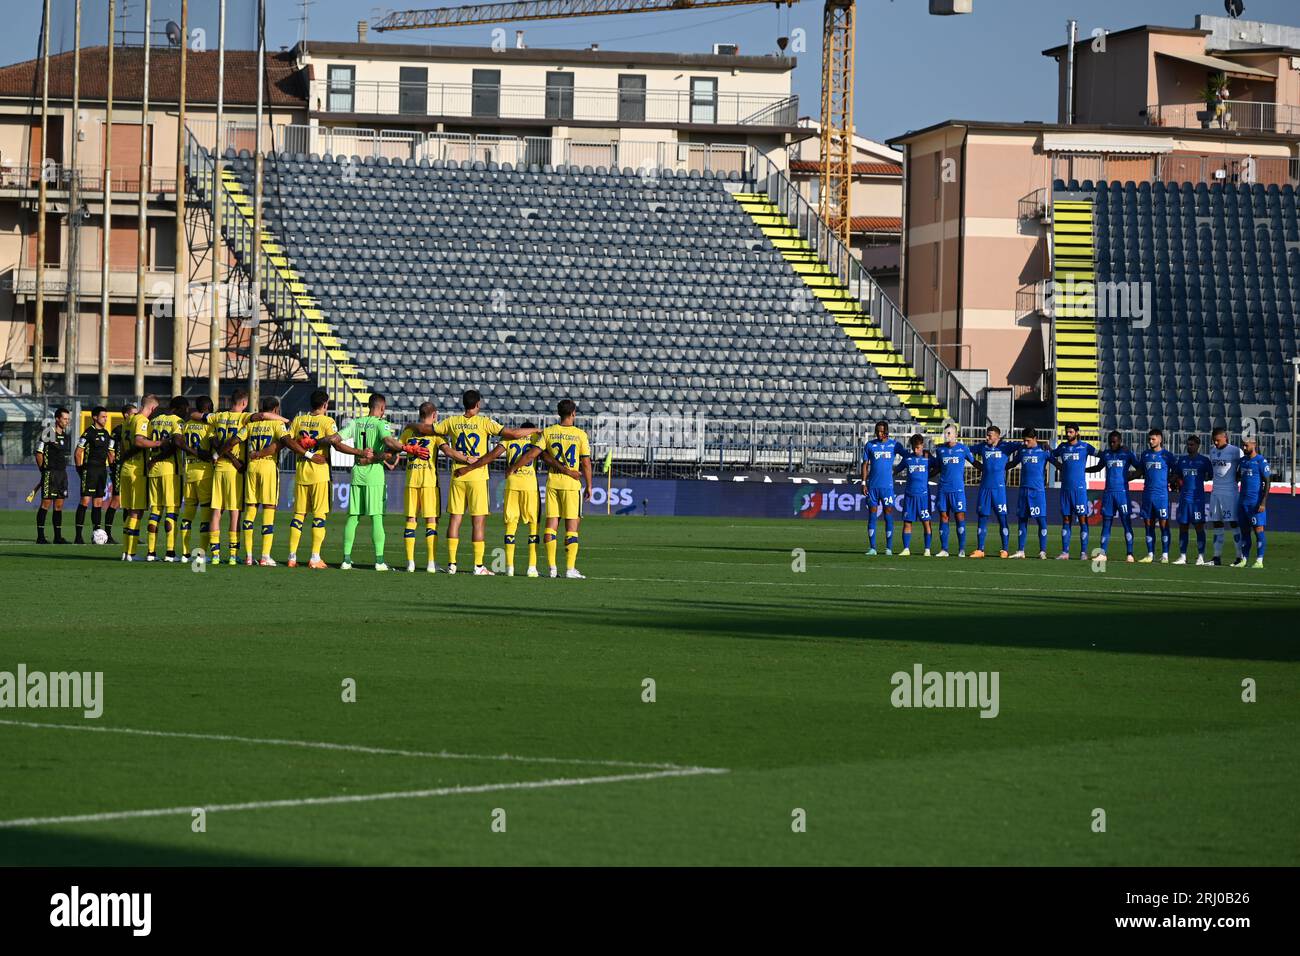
889, 16, 1300, 400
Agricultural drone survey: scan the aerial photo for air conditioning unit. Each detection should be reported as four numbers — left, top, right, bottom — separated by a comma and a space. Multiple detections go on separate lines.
1291, 56, 1300, 71
713, 43, 740, 56
929, 0, 973, 12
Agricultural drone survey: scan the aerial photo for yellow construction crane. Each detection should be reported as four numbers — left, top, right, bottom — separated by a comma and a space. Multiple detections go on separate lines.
374, 1, 971, 248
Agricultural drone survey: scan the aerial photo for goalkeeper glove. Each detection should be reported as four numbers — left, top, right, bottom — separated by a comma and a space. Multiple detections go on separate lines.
403, 443, 430, 460
299, 435, 317, 450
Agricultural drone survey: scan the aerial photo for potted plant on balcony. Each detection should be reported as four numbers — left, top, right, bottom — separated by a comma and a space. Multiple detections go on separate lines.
1197, 73, 1230, 128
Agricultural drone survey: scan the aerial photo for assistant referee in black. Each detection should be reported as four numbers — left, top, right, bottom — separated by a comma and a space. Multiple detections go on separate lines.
34, 406, 71, 544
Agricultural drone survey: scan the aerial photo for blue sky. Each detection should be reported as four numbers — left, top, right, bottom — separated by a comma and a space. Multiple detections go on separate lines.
7, 1, 1299, 143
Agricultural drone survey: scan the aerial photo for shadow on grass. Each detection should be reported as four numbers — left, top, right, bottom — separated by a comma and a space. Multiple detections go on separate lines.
0, 826, 319, 866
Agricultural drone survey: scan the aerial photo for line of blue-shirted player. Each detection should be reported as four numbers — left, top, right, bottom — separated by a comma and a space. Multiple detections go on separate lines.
860, 421, 1271, 567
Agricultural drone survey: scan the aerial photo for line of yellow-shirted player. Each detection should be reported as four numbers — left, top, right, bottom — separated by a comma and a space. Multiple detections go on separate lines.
112, 386, 594, 578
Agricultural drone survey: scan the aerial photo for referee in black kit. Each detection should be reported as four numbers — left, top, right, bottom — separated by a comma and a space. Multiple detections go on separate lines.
74, 405, 116, 544
34, 406, 72, 544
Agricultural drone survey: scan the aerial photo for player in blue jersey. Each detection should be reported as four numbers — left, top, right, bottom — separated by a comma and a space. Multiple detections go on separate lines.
1233, 437, 1270, 569
894, 434, 937, 556
1206, 427, 1244, 565
934, 425, 978, 557
1010, 427, 1053, 559
1086, 430, 1138, 563
860, 420, 907, 556
1172, 434, 1213, 565
968, 425, 1020, 558
1051, 423, 1097, 560
1136, 428, 1177, 563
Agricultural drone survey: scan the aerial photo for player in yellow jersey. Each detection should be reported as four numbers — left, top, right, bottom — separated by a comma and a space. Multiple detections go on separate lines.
116, 394, 163, 561
238, 396, 291, 566
538, 399, 593, 579
434, 389, 539, 575
179, 396, 214, 560
144, 395, 189, 561
104, 401, 137, 544
456, 422, 543, 577
209, 389, 288, 565
284, 389, 338, 568
395, 401, 476, 573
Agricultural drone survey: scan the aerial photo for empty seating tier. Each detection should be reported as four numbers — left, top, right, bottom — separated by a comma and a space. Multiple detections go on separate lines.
218, 149, 920, 425
1053, 179, 1299, 436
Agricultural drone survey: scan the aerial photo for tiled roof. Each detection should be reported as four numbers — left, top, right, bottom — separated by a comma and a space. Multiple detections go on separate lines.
789, 159, 903, 176
0, 46, 305, 108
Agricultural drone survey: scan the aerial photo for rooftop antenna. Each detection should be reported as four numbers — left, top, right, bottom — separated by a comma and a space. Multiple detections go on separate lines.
165, 19, 182, 47
1224, 0, 1245, 19
294, 0, 317, 52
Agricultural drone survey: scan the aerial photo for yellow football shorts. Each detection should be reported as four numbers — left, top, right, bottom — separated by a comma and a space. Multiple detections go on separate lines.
244, 465, 280, 507
545, 485, 582, 521
117, 467, 147, 511
211, 467, 243, 511
147, 473, 180, 509
405, 483, 439, 519
293, 481, 331, 519
184, 471, 213, 507
447, 478, 489, 517
503, 485, 538, 525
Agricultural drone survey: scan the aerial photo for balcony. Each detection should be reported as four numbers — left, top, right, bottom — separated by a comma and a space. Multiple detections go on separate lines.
309, 78, 799, 129
1145, 100, 1300, 136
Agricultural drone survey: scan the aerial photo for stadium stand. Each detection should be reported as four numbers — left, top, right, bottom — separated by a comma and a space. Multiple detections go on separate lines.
1051, 195, 1101, 441
1053, 178, 1300, 437
197, 143, 952, 426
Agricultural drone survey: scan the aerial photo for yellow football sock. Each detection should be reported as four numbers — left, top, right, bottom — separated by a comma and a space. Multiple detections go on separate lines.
261, 507, 276, 557
228, 528, 238, 556
310, 519, 326, 557
146, 512, 160, 554
504, 520, 518, 571
288, 515, 304, 557
405, 516, 417, 564
545, 532, 557, 568
165, 512, 177, 553
125, 514, 140, 555
448, 536, 459, 565
565, 534, 579, 570
180, 504, 195, 554
242, 507, 256, 557
528, 522, 538, 567
473, 539, 485, 567
425, 522, 437, 563
208, 520, 221, 556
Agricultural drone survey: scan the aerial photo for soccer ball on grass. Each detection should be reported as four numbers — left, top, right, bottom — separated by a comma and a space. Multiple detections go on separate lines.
91, 528, 108, 545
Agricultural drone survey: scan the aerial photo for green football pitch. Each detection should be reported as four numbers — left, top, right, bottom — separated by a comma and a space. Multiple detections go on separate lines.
0, 508, 1296, 866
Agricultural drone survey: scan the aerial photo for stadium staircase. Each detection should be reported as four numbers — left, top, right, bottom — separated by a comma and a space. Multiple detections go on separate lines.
734, 192, 947, 430
1050, 196, 1101, 441
185, 136, 371, 418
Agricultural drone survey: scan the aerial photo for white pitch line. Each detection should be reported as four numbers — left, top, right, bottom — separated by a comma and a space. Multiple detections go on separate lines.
598, 576, 1298, 601
0, 719, 719, 772
0, 767, 729, 830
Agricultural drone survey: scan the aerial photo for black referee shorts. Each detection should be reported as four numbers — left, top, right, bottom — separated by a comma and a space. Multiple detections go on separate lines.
41, 468, 69, 501
80, 465, 109, 500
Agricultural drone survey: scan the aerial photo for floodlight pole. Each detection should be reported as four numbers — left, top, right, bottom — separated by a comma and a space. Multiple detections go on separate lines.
247, 0, 265, 406
210, 0, 225, 404
65, 0, 83, 397
1291, 356, 1298, 496
133, 0, 152, 398
99, 0, 116, 402
171, 0, 188, 396
33, 0, 51, 396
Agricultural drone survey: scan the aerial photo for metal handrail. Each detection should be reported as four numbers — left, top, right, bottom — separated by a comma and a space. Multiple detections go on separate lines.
749, 150, 988, 429
185, 130, 364, 420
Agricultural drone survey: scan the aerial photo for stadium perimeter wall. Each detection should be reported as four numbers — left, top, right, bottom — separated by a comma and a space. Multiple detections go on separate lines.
2, 466, 1298, 530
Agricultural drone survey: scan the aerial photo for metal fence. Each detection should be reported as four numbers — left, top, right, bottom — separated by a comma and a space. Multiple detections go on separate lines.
750, 151, 988, 430
308, 77, 797, 128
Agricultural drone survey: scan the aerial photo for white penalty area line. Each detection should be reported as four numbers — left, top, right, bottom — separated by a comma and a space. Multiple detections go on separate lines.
0, 767, 728, 830
0, 719, 721, 773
